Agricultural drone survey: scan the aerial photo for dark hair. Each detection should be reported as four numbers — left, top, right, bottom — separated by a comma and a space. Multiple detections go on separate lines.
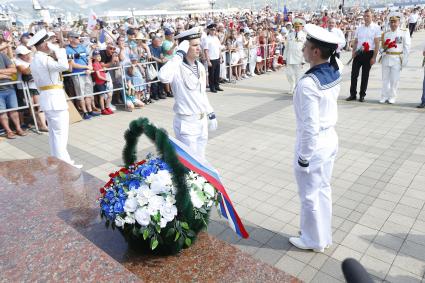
364, 9, 372, 14
308, 40, 333, 60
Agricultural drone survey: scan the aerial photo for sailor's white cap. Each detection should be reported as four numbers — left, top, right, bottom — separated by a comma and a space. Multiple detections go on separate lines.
15, 45, 32, 55
304, 24, 340, 49
27, 29, 49, 47
293, 18, 306, 26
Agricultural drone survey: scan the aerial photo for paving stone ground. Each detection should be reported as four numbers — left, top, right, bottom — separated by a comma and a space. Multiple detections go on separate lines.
1, 31, 425, 283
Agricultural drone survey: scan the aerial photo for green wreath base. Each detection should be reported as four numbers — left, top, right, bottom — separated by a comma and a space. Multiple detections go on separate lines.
118, 117, 209, 255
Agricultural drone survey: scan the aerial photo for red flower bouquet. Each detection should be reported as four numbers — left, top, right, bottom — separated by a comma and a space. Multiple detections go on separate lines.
347, 42, 370, 65
378, 39, 397, 63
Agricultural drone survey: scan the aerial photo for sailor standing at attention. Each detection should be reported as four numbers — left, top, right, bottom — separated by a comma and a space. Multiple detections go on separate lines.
28, 29, 82, 169
158, 27, 218, 159
379, 12, 411, 104
289, 24, 342, 253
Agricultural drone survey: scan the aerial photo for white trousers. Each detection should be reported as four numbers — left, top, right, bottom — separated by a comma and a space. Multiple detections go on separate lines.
286, 64, 303, 93
44, 110, 72, 164
173, 114, 208, 160
249, 48, 257, 75
294, 128, 338, 250
381, 64, 401, 101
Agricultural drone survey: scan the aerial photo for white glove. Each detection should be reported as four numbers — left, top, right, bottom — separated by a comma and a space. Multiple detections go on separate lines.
208, 112, 218, 132
47, 42, 60, 53
176, 40, 190, 55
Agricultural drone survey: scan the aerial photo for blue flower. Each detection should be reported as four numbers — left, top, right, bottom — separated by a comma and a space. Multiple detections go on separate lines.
105, 190, 115, 200
114, 201, 124, 214
127, 179, 140, 191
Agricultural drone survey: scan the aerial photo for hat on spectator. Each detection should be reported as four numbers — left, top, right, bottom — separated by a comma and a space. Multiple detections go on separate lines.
293, 18, 305, 27
164, 28, 174, 36
207, 23, 217, 29
27, 29, 49, 47
16, 45, 32, 55
304, 24, 340, 69
67, 31, 80, 38
127, 28, 136, 35
129, 54, 138, 61
285, 22, 293, 27
388, 12, 403, 21
21, 32, 33, 39
135, 33, 147, 40
92, 49, 101, 56
175, 26, 202, 41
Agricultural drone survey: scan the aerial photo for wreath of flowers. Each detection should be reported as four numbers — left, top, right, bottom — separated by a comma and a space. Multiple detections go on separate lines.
98, 118, 219, 254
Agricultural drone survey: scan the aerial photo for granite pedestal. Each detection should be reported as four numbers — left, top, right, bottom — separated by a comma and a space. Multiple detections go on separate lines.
0, 157, 300, 282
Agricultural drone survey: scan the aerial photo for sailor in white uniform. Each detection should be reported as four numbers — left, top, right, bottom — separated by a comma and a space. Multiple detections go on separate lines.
28, 29, 82, 169
289, 24, 342, 253
158, 27, 217, 159
380, 12, 411, 104
284, 18, 307, 94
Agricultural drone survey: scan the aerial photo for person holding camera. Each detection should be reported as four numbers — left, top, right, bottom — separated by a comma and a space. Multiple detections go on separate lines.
66, 31, 99, 120
29, 29, 82, 168
15, 45, 48, 132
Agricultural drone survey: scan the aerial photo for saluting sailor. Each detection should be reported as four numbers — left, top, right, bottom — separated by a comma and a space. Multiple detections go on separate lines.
284, 18, 307, 94
158, 27, 218, 160
289, 24, 342, 253
380, 12, 411, 104
28, 29, 82, 169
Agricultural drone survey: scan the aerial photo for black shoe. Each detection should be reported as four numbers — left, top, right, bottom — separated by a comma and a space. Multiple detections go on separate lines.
417, 104, 425, 108
216, 87, 224, 91
346, 96, 356, 101
210, 89, 217, 93
159, 94, 166, 99
359, 97, 365, 102
152, 96, 159, 101
166, 92, 174, 97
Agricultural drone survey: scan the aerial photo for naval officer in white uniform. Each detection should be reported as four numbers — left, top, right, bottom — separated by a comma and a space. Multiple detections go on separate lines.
380, 12, 411, 104
28, 29, 82, 169
284, 18, 307, 94
290, 24, 342, 253
158, 27, 218, 159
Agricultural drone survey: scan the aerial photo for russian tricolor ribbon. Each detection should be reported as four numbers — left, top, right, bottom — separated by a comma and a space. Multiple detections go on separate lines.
168, 136, 249, 239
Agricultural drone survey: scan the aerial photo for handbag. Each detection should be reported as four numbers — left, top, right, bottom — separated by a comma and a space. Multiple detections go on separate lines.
146, 64, 158, 81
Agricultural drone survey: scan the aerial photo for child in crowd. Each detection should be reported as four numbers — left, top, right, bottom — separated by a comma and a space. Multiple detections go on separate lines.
92, 50, 113, 115
125, 54, 145, 111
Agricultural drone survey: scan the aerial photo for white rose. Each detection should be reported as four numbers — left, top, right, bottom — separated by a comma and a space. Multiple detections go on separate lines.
136, 194, 149, 206
145, 172, 157, 184
203, 183, 215, 197
150, 179, 168, 194
134, 207, 150, 226
115, 215, 126, 227
141, 188, 154, 199
147, 195, 165, 215
166, 195, 176, 205
124, 214, 135, 224
124, 197, 138, 213
160, 203, 178, 222
160, 217, 168, 228
190, 189, 204, 208
127, 190, 137, 198
157, 170, 172, 184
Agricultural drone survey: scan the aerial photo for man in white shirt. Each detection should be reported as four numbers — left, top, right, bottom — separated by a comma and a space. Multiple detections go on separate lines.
29, 29, 82, 169
346, 9, 381, 102
408, 8, 419, 37
328, 18, 346, 58
158, 27, 218, 159
204, 24, 223, 93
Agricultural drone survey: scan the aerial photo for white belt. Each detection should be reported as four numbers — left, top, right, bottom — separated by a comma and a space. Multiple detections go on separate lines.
176, 113, 206, 120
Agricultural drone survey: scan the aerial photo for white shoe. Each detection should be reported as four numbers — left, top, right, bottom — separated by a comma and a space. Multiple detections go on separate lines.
289, 237, 325, 253
379, 98, 386, 104
109, 105, 117, 111
388, 98, 395, 104
251, 73, 257, 77
70, 160, 83, 169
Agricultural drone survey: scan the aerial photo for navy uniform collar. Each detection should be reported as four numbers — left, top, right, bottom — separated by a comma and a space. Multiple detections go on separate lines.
303, 63, 341, 90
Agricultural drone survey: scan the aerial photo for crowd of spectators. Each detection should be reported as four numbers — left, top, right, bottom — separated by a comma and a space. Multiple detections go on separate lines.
0, 5, 424, 138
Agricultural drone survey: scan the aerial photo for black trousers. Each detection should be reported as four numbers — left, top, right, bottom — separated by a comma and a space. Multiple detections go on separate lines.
409, 23, 417, 37
208, 59, 220, 91
349, 51, 374, 98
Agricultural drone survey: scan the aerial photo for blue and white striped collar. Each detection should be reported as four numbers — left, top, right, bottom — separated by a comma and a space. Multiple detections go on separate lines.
302, 63, 341, 90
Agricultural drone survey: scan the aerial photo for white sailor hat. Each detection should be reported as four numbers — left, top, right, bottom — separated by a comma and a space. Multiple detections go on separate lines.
47, 31, 56, 37
304, 24, 340, 50
293, 18, 305, 27
304, 24, 341, 70
27, 29, 49, 47
388, 12, 403, 21
175, 26, 202, 41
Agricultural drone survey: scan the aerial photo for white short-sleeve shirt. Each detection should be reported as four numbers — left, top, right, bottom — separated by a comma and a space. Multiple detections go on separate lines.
355, 23, 381, 50
204, 35, 221, 60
